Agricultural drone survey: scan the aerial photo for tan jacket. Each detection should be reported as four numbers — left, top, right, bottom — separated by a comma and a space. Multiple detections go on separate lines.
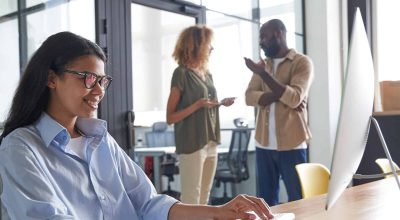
245, 49, 313, 150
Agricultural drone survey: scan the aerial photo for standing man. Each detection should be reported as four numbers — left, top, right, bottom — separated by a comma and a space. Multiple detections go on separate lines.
244, 19, 314, 206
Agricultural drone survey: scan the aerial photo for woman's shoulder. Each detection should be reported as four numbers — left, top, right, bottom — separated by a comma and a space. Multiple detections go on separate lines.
0, 126, 42, 158
1, 126, 40, 147
173, 65, 191, 75
172, 66, 192, 83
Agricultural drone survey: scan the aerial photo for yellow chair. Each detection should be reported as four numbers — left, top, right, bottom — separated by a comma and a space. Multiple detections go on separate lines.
375, 158, 399, 178
295, 163, 330, 199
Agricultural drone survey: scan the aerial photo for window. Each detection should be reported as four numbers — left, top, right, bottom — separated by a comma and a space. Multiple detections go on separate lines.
0, 0, 95, 128
131, 3, 195, 126
374, 1, 400, 81
26, 1, 95, 57
206, 10, 257, 128
260, 0, 304, 53
0, 0, 17, 17
0, 19, 19, 123
202, 0, 256, 20
131, 0, 304, 129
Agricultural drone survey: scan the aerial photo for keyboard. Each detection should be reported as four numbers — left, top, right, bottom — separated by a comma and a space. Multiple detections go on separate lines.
272, 212, 295, 220
243, 211, 295, 220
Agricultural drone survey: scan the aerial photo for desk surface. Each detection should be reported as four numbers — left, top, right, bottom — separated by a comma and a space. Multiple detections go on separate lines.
271, 178, 400, 219
134, 146, 230, 156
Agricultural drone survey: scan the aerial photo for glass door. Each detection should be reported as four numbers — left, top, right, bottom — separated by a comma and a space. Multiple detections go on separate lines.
131, 2, 199, 127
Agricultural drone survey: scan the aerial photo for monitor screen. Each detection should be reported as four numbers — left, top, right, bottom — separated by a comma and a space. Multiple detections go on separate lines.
325, 8, 375, 210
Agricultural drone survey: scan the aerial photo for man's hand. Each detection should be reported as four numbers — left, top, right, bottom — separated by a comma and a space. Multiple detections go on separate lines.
259, 93, 280, 107
295, 99, 307, 112
244, 57, 266, 75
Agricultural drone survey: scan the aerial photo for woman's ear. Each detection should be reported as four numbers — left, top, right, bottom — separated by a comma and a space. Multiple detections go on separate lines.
47, 70, 57, 89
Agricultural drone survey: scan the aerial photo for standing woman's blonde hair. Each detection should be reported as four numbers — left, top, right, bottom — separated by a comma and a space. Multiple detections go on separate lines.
172, 25, 213, 72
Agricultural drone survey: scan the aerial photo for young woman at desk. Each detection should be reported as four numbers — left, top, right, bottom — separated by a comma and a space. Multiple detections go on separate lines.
0, 31, 272, 220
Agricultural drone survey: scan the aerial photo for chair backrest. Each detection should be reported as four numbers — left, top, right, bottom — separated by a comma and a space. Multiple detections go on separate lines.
375, 158, 400, 178
295, 163, 330, 199
380, 80, 400, 111
227, 118, 251, 182
233, 117, 248, 128
145, 121, 175, 147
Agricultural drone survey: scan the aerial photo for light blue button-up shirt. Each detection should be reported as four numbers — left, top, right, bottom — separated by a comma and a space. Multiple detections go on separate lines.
0, 113, 177, 220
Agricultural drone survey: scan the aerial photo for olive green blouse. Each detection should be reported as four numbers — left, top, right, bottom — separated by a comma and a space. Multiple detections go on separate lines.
171, 65, 221, 154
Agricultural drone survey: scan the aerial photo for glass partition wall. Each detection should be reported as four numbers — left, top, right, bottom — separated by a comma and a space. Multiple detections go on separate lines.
131, 0, 305, 134
131, 4, 195, 127
0, 0, 305, 149
0, 0, 95, 132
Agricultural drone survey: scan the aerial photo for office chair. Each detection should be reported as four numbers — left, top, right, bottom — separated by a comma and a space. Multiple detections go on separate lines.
144, 122, 180, 199
375, 158, 400, 178
295, 163, 330, 199
212, 118, 251, 205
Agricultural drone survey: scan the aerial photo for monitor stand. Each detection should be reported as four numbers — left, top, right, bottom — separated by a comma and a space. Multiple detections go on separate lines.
353, 116, 400, 190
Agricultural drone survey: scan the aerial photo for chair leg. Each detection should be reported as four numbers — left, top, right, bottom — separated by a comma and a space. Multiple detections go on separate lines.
231, 182, 237, 198
167, 179, 172, 191
223, 182, 228, 199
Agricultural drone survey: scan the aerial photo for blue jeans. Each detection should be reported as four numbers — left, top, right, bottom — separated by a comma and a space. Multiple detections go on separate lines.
255, 147, 307, 206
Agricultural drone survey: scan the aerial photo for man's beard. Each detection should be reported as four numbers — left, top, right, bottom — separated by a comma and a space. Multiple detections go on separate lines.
262, 37, 280, 58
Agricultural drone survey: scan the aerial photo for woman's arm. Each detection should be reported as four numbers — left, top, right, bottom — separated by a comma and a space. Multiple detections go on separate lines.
168, 195, 274, 220
166, 87, 218, 124
0, 145, 74, 219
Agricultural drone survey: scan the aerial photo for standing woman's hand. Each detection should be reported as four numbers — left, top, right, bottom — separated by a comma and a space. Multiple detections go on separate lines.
219, 97, 236, 107
196, 98, 219, 109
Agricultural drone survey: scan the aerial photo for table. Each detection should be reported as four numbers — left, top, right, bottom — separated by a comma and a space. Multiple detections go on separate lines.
134, 146, 175, 192
134, 146, 229, 192
271, 178, 400, 219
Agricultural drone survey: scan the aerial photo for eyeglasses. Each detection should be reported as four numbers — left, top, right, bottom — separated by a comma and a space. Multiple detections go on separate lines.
61, 69, 112, 90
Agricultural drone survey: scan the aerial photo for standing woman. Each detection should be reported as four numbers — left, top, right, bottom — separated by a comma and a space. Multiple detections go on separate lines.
167, 25, 235, 204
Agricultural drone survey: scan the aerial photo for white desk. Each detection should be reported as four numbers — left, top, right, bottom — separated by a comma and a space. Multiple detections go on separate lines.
133, 146, 229, 192
271, 178, 400, 219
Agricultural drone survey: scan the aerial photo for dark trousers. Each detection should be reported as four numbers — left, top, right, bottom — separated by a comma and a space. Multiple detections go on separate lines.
255, 147, 307, 206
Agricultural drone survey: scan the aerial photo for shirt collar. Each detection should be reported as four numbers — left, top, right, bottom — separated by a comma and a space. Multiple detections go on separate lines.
266, 48, 297, 64
35, 112, 108, 148
75, 117, 108, 137
35, 113, 68, 148
286, 48, 297, 60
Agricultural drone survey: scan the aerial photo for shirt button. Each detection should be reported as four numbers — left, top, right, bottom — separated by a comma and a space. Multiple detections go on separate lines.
99, 195, 106, 200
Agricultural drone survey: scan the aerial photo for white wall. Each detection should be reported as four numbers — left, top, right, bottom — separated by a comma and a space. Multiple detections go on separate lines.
306, 0, 347, 168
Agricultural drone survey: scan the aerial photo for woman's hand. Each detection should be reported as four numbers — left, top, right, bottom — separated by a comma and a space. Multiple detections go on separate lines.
217, 194, 274, 220
168, 194, 274, 220
219, 97, 236, 107
196, 98, 219, 109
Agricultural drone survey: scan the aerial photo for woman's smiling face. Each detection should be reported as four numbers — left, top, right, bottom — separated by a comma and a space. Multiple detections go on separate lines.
46, 55, 106, 122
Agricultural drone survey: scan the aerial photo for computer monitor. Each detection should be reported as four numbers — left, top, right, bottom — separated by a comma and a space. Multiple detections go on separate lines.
325, 8, 375, 210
